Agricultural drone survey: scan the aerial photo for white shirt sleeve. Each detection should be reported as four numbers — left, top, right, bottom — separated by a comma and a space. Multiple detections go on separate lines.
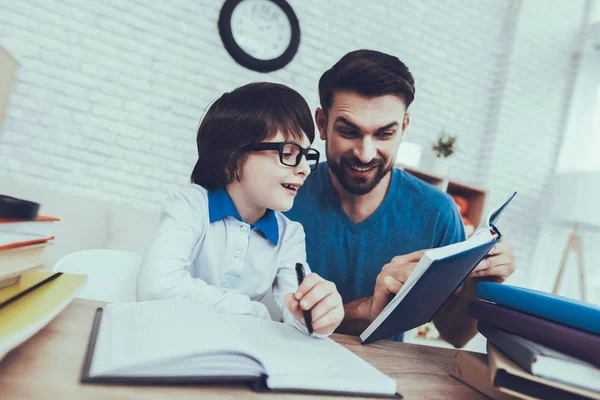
271, 220, 331, 338
136, 185, 270, 320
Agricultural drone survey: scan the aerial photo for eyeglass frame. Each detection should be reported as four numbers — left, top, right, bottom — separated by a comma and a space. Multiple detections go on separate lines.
244, 141, 320, 170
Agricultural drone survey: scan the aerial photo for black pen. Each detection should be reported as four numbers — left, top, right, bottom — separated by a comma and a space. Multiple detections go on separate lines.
295, 262, 313, 335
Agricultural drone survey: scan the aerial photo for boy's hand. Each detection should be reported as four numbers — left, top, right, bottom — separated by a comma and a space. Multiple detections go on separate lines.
284, 273, 344, 335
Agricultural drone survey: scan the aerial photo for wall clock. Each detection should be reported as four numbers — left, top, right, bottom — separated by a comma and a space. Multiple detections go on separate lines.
218, 0, 301, 73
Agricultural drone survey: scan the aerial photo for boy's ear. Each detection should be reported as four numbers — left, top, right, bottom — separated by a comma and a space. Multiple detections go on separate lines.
315, 108, 327, 141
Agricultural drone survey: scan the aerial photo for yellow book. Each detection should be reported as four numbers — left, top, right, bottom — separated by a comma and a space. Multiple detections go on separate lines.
0, 271, 87, 361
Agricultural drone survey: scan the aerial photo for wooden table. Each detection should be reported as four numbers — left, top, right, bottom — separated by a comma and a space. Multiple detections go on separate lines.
0, 299, 485, 399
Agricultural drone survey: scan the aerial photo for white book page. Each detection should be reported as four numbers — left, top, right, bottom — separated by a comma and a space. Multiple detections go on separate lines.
89, 300, 256, 377
129, 354, 263, 377
534, 357, 600, 392
224, 314, 396, 396
425, 229, 496, 261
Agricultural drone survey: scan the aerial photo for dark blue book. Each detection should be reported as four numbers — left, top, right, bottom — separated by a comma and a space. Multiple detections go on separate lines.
360, 192, 516, 344
477, 282, 600, 336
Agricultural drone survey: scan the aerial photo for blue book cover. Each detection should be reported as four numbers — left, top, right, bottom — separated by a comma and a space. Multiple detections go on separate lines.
477, 282, 600, 336
360, 193, 517, 344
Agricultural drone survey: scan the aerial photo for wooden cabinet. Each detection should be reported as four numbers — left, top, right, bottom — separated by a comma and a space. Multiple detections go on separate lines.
396, 165, 487, 232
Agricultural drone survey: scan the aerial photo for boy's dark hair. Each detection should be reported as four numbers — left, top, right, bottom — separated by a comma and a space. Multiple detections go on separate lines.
191, 82, 315, 190
318, 49, 415, 114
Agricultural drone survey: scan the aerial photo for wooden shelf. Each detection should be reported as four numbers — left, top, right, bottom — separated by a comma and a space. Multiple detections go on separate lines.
396, 164, 487, 230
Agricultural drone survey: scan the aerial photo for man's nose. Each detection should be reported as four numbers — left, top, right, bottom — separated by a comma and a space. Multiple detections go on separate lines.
353, 137, 376, 164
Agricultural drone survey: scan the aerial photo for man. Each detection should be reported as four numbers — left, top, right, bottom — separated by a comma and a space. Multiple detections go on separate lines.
287, 50, 515, 346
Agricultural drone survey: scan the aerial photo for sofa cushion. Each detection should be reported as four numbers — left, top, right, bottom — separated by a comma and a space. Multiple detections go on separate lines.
106, 205, 160, 254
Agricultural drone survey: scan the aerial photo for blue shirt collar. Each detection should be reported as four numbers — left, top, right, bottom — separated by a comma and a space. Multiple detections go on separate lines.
207, 188, 279, 246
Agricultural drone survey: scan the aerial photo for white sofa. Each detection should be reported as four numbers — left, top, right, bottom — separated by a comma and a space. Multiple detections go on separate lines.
1, 177, 282, 320
1, 177, 161, 268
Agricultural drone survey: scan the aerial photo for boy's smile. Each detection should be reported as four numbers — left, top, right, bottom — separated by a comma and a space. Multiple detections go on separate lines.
281, 182, 302, 195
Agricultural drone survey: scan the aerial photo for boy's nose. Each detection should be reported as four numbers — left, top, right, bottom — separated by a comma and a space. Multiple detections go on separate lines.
295, 155, 311, 176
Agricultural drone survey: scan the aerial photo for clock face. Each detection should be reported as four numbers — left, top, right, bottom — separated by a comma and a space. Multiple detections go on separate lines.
230, 0, 293, 61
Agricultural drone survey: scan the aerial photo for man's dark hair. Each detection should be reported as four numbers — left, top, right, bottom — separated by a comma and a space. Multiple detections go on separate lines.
318, 49, 415, 114
191, 82, 315, 190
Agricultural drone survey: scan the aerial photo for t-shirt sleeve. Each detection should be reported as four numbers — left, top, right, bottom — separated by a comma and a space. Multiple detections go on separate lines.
433, 200, 466, 247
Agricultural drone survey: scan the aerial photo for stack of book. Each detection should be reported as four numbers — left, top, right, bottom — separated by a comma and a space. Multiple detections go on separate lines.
451, 282, 600, 399
0, 215, 58, 288
0, 201, 87, 362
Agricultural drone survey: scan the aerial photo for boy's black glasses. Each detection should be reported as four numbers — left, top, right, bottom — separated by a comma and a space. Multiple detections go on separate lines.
244, 142, 320, 171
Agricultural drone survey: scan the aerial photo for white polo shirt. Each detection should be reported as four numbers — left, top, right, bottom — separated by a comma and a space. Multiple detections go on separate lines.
136, 183, 315, 335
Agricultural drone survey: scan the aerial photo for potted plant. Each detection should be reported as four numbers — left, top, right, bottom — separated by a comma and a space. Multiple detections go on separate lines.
430, 129, 457, 176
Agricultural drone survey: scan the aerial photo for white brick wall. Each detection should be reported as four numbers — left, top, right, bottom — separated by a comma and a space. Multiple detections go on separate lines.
481, 0, 591, 282
0, 0, 592, 274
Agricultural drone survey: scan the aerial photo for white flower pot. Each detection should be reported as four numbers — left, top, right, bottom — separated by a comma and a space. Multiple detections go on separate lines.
430, 157, 453, 177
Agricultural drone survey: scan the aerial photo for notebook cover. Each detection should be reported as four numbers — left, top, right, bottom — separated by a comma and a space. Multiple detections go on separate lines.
361, 236, 499, 344
81, 308, 402, 398
0, 272, 87, 361
488, 343, 600, 400
0, 215, 60, 223
0, 235, 54, 251
0, 271, 61, 306
477, 282, 600, 336
469, 301, 600, 367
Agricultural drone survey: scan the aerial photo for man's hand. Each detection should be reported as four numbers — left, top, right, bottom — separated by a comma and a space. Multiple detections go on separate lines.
284, 273, 344, 335
368, 249, 427, 321
469, 239, 516, 282
434, 239, 516, 347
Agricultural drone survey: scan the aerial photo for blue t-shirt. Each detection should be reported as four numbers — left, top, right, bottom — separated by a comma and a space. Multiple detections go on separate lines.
286, 163, 466, 341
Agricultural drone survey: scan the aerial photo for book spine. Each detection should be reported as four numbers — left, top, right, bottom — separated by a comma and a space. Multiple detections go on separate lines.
476, 284, 600, 336
469, 301, 600, 367
477, 322, 535, 373
449, 352, 512, 400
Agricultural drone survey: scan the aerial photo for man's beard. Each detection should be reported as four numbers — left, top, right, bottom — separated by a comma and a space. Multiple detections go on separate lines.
328, 155, 393, 196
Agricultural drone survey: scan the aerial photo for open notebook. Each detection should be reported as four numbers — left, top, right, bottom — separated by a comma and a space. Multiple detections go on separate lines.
81, 299, 399, 398
360, 192, 517, 344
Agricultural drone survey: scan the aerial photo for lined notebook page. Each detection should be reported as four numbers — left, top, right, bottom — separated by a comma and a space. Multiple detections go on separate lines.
225, 314, 397, 395
89, 300, 251, 377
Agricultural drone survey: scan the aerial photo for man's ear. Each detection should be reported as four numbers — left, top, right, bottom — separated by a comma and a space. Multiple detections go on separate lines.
315, 107, 328, 141
399, 112, 410, 142
402, 112, 410, 134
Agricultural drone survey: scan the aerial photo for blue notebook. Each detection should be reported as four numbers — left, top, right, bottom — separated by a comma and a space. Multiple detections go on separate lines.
477, 282, 600, 336
360, 192, 517, 344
